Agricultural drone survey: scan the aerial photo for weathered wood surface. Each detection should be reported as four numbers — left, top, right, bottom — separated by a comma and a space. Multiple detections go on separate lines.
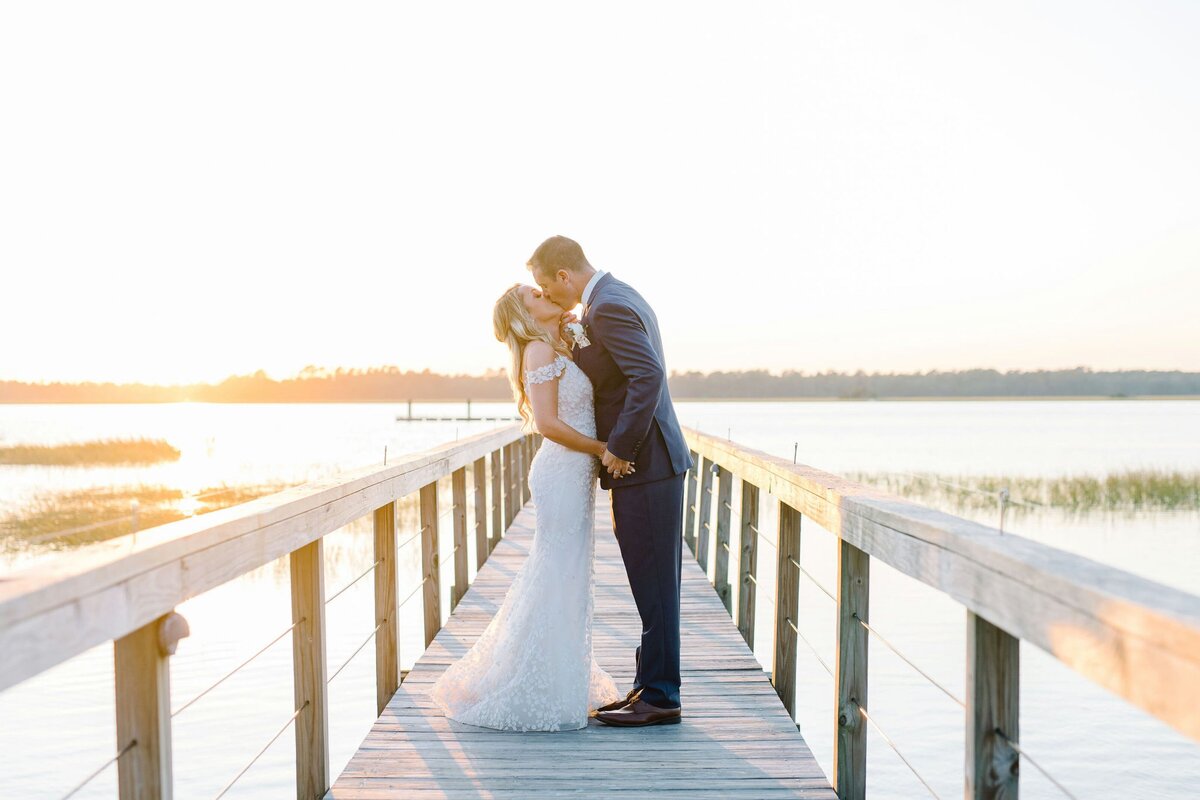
291, 539, 330, 799
327, 492, 836, 799
0, 425, 529, 692
114, 616, 173, 800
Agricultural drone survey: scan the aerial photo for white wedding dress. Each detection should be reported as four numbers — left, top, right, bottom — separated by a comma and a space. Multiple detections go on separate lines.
428, 353, 621, 731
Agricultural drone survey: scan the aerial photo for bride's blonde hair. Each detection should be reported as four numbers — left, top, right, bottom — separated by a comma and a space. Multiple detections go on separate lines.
493, 283, 572, 427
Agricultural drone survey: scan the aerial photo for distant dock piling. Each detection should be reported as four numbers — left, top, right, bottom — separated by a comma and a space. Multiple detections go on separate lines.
395, 398, 520, 423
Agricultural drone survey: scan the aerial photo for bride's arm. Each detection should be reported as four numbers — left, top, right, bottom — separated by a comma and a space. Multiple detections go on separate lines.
524, 342, 608, 458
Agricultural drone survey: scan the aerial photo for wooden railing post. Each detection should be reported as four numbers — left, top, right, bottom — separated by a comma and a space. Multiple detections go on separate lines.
450, 467, 469, 609
834, 540, 870, 800
521, 434, 533, 504
773, 502, 801, 716
490, 449, 503, 549
515, 438, 525, 507
966, 611, 1020, 799
419, 482, 442, 647
115, 612, 186, 800
506, 443, 519, 527
696, 458, 716, 571
289, 539, 330, 799
713, 465, 734, 613
736, 481, 760, 647
683, 451, 699, 555
373, 502, 399, 716
473, 456, 488, 569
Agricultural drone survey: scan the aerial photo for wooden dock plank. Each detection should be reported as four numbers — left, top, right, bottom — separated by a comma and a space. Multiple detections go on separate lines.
327, 491, 836, 799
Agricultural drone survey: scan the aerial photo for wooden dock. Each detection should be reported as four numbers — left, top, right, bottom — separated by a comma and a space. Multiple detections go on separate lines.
7, 424, 1196, 798
327, 492, 837, 799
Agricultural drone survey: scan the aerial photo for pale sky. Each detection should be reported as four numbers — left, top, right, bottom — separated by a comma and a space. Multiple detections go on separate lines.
2, 1, 1198, 385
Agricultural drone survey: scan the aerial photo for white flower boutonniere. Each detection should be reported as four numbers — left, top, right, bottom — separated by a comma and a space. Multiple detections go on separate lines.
565, 321, 591, 348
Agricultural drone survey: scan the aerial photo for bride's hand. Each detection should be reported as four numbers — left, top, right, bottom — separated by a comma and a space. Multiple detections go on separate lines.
559, 310, 580, 336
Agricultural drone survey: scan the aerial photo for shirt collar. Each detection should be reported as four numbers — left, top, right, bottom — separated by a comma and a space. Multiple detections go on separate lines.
581, 269, 607, 308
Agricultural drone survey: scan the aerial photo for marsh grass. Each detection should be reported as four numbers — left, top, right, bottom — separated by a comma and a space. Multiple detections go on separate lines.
850, 469, 1200, 513
0, 438, 181, 465
0, 481, 296, 550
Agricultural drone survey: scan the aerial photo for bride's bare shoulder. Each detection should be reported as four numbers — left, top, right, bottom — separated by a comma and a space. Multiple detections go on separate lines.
522, 341, 558, 371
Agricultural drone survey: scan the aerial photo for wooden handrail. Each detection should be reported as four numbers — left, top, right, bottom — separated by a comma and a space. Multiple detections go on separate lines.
0, 424, 527, 691
683, 426, 1200, 798
0, 424, 537, 800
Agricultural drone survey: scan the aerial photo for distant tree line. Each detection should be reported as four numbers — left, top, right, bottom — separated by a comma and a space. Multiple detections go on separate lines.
2, 366, 1198, 403
666, 367, 1200, 398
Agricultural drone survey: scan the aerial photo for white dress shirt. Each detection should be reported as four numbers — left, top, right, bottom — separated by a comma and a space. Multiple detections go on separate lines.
581, 269, 607, 309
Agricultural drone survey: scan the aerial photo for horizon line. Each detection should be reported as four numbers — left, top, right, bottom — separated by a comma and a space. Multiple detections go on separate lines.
4, 363, 1200, 388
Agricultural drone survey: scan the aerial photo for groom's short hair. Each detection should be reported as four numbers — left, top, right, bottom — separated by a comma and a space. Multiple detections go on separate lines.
527, 235, 591, 277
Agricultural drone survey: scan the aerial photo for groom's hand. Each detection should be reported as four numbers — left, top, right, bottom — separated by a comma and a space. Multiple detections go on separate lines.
602, 449, 635, 479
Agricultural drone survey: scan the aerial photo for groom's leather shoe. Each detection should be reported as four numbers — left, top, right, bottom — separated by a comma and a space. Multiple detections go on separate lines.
595, 698, 682, 727
593, 687, 641, 715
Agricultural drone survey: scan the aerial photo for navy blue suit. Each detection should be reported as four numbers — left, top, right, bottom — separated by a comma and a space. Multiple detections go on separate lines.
574, 273, 693, 708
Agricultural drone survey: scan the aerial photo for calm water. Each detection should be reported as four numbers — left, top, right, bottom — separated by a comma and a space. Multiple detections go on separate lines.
1, 400, 1198, 798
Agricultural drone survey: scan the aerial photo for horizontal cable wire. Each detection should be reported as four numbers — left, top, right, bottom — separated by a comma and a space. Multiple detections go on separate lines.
994, 730, 1078, 799
328, 620, 387, 684
856, 704, 943, 800
60, 739, 137, 799
789, 556, 837, 603
213, 700, 309, 800
325, 559, 382, 605
172, 619, 303, 718
397, 573, 432, 608
396, 525, 431, 551
852, 613, 964, 709
787, 616, 834, 677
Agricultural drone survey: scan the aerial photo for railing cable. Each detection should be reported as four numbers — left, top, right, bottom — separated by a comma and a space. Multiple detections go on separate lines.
396, 524, 431, 551
788, 556, 837, 603
856, 703, 943, 800
328, 620, 387, 684
397, 573, 432, 608
851, 613, 965, 709
213, 701, 309, 800
60, 739, 137, 799
172, 619, 303, 718
994, 729, 1078, 799
325, 559, 383, 605
786, 616, 834, 678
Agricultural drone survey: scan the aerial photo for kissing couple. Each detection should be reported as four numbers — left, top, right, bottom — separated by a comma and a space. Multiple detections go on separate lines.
429, 235, 694, 730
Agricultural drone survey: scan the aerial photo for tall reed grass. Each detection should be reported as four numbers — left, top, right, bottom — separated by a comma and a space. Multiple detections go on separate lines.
850, 469, 1200, 512
0, 438, 180, 465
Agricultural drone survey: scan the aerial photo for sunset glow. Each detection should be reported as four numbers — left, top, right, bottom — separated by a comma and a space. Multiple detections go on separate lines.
2, 1, 1198, 386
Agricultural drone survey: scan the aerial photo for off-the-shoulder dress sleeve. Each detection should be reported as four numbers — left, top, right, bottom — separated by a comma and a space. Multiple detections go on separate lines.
524, 354, 569, 386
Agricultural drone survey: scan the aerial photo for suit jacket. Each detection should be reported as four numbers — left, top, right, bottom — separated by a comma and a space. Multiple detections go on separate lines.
574, 273, 694, 490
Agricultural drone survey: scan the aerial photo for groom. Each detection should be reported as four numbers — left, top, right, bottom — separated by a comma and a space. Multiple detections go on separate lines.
527, 235, 694, 727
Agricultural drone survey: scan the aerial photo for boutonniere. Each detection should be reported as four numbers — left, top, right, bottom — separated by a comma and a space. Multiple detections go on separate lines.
565, 321, 591, 348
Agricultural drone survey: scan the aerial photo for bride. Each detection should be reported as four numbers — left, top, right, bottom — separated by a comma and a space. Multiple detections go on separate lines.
428, 283, 622, 731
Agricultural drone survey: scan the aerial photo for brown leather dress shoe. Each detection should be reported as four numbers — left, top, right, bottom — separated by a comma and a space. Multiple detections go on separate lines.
593, 687, 642, 715
594, 698, 682, 727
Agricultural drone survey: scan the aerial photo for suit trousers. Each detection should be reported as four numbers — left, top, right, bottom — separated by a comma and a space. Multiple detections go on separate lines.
609, 471, 686, 709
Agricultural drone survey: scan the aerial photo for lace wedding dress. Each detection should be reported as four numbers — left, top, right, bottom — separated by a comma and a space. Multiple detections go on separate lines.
428, 353, 621, 731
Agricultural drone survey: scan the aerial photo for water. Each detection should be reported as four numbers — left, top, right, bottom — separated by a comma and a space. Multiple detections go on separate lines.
1, 400, 1198, 797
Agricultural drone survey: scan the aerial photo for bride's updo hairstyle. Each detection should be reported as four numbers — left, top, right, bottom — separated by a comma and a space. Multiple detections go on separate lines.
493, 283, 573, 428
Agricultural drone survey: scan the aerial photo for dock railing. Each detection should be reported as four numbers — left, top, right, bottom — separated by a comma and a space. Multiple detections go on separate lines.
683, 427, 1200, 799
0, 424, 539, 799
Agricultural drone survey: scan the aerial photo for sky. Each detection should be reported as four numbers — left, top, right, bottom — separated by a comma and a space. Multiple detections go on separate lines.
2, 1, 1198, 385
